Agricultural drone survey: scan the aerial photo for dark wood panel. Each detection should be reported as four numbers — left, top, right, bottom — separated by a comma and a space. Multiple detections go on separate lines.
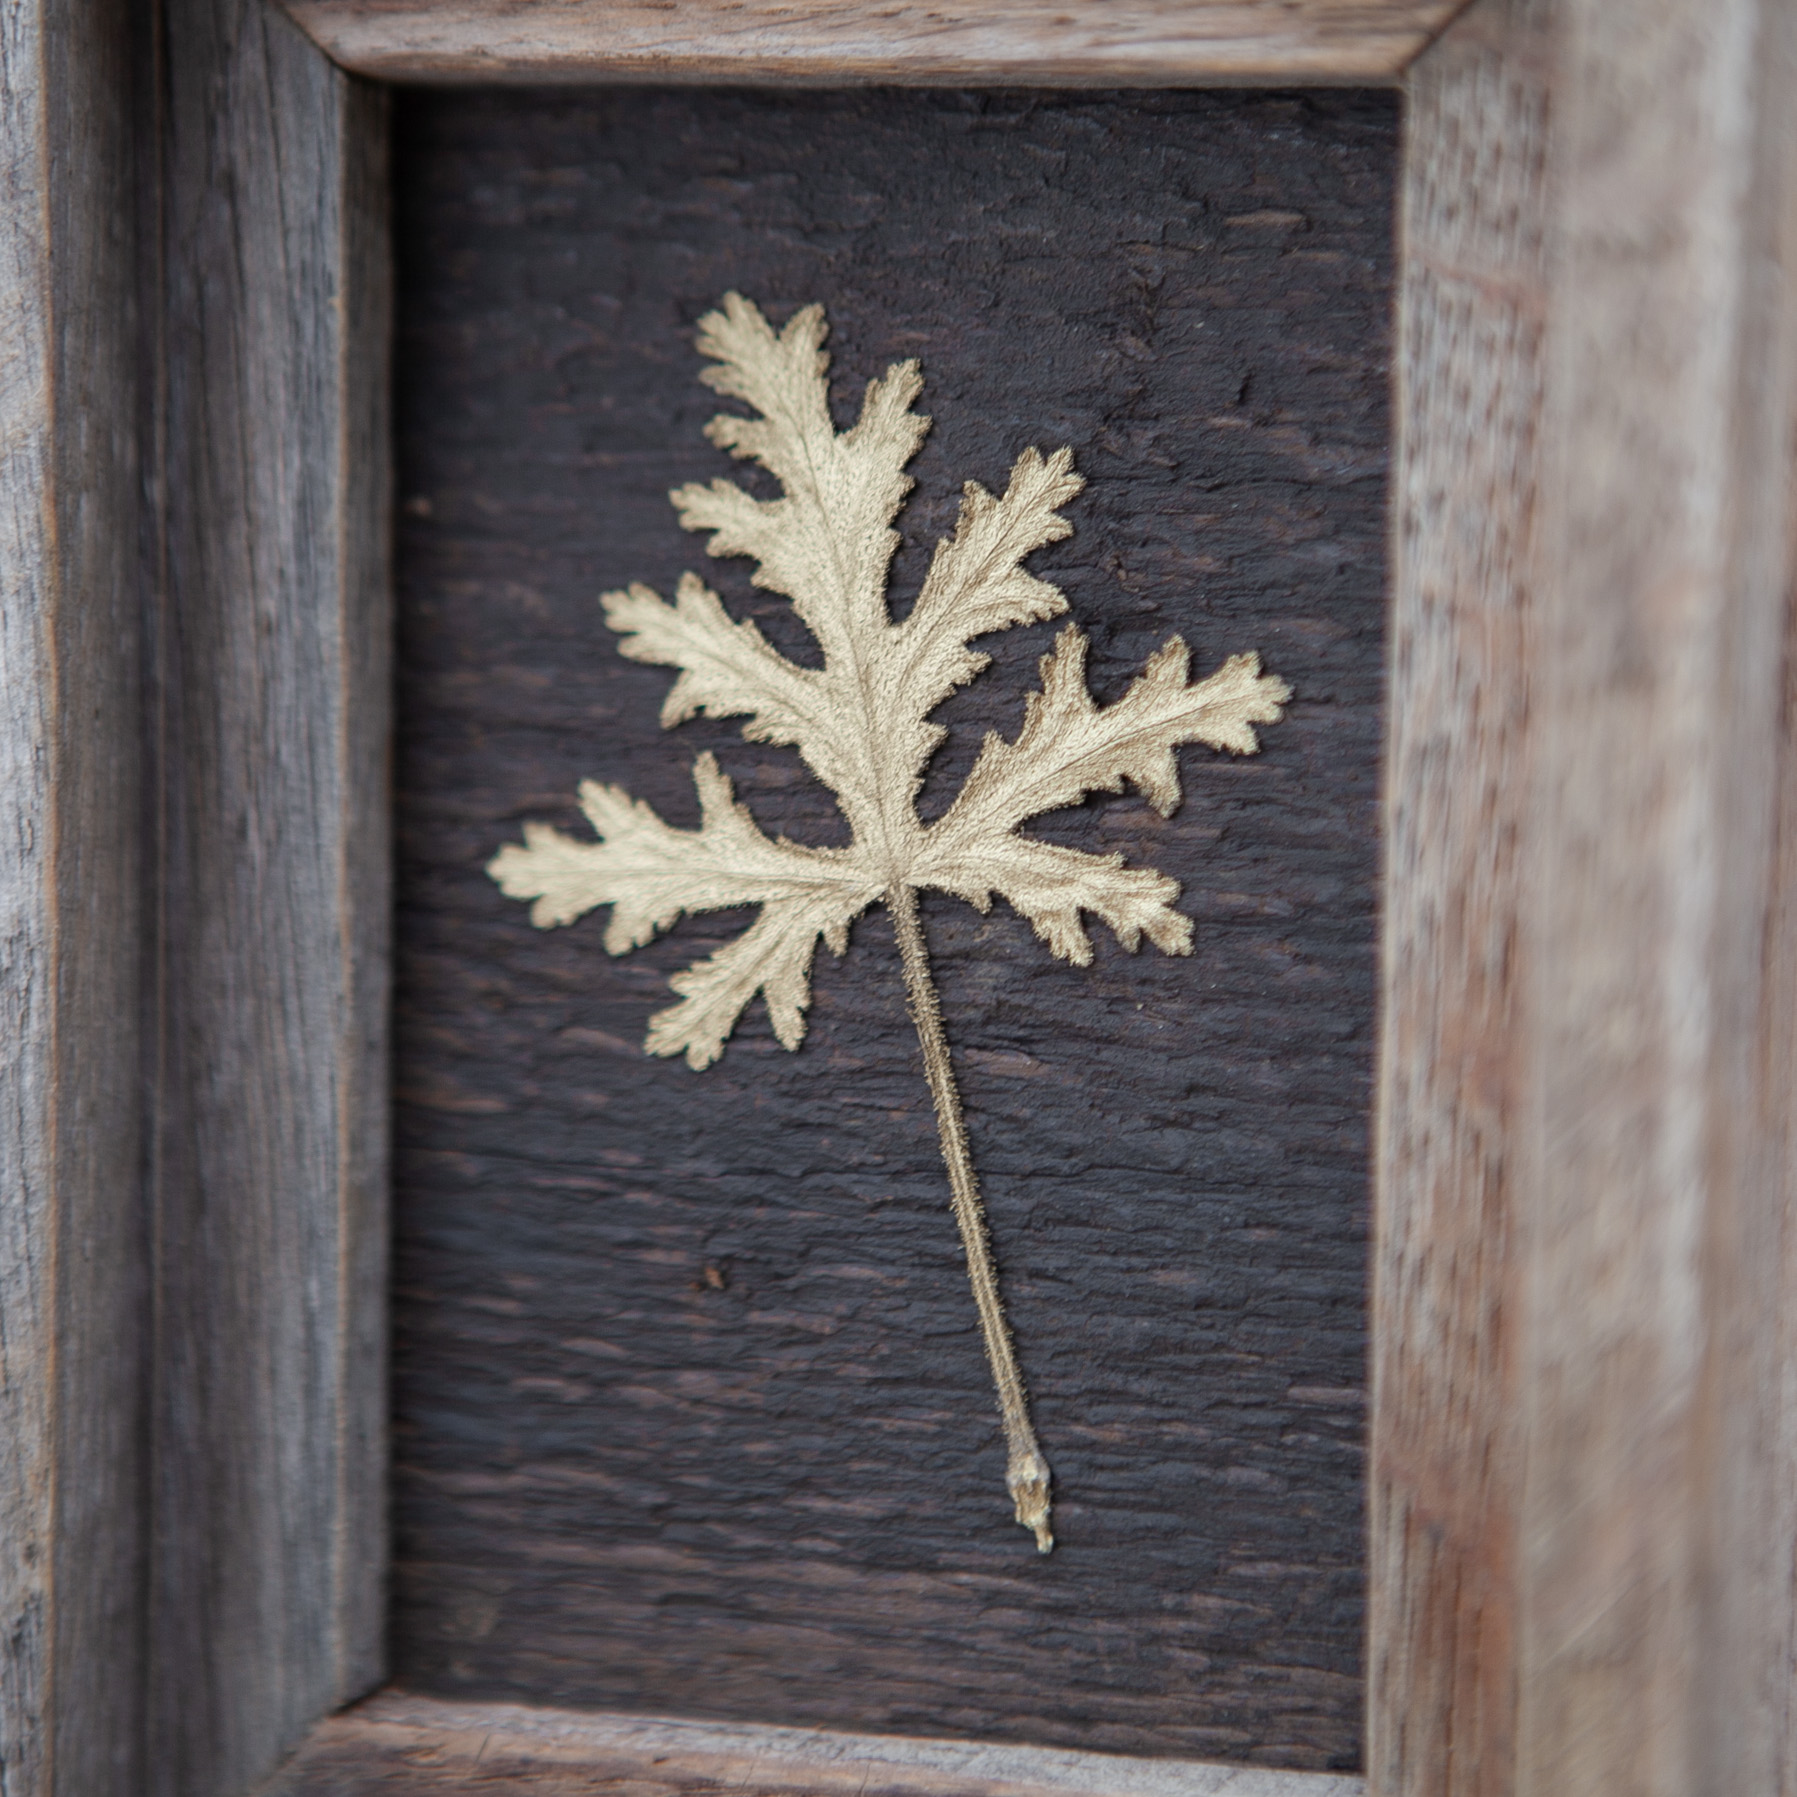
391, 87, 1391, 1773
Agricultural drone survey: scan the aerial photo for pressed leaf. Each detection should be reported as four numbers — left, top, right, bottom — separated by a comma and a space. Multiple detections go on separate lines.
493, 293, 1288, 1054
488, 752, 877, 1062
672, 294, 929, 659
921, 835, 1192, 967
602, 574, 821, 744
489, 293, 1292, 1550
884, 446, 1086, 799
648, 891, 865, 1071
934, 626, 1288, 834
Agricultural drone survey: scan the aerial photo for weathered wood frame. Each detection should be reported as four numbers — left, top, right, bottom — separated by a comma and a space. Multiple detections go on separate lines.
5, 1, 1795, 1793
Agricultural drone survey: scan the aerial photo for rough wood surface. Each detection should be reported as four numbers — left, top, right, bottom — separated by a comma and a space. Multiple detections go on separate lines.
1369, 2, 1545, 1791
390, 89, 1390, 1773
0, 1, 144, 1792
1375, 0, 1797, 1792
147, 2, 391, 1792
282, 0, 1470, 86
261, 1693, 1363, 1796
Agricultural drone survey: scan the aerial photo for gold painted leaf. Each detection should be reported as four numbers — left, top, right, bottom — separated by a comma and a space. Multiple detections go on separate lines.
884, 445, 1086, 802
913, 629, 1286, 963
671, 295, 928, 661
490, 293, 1288, 1062
488, 291, 1293, 1549
487, 752, 878, 1066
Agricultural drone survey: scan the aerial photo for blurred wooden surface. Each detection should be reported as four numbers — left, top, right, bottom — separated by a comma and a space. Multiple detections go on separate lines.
261, 1693, 1364, 1796
147, 2, 392, 1793
281, 0, 1471, 85
387, 86, 1388, 1773
0, 1, 144, 1792
1512, 0, 1797, 1789
1374, 0, 1797, 1792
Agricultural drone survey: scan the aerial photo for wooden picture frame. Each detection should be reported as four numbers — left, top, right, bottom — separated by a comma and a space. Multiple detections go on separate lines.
5, 1, 1795, 1793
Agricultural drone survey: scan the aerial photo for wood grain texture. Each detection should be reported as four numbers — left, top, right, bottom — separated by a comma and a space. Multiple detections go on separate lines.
390, 88, 1390, 1773
261, 1693, 1364, 1797
1516, 1, 1797, 1791
1370, 1, 1545, 1791
0, 0, 144, 1792
1377, 0, 1797, 1791
148, 2, 391, 1792
1740, 82, 1797, 1786
280, 0, 1471, 86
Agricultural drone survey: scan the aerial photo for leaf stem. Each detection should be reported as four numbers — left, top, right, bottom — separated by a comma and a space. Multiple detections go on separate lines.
887, 881, 1053, 1553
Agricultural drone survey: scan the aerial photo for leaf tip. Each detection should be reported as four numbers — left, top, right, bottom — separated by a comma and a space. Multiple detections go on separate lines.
645, 1004, 725, 1071
1149, 912, 1196, 956
483, 842, 515, 886
1035, 911, 1094, 965
1146, 634, 1191, 682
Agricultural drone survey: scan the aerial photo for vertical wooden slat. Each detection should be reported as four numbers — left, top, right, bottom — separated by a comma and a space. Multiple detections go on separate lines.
1379, 0, 1797, 1791
1372, 3, 1546, 1790
0, 8, 66, 1783
149, 1, 390, 1791
334, 53, 394, 1724
1516, 2, 1797, 1791
0, 1, 145, 1792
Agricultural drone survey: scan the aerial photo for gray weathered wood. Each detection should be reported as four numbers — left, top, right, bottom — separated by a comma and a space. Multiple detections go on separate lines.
1376, 0, 1797, 1791
280, 0, 1472, 85
262, 1693, 1365, 1797
147, 2, 392, 1792
0, 1, 144, 1792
